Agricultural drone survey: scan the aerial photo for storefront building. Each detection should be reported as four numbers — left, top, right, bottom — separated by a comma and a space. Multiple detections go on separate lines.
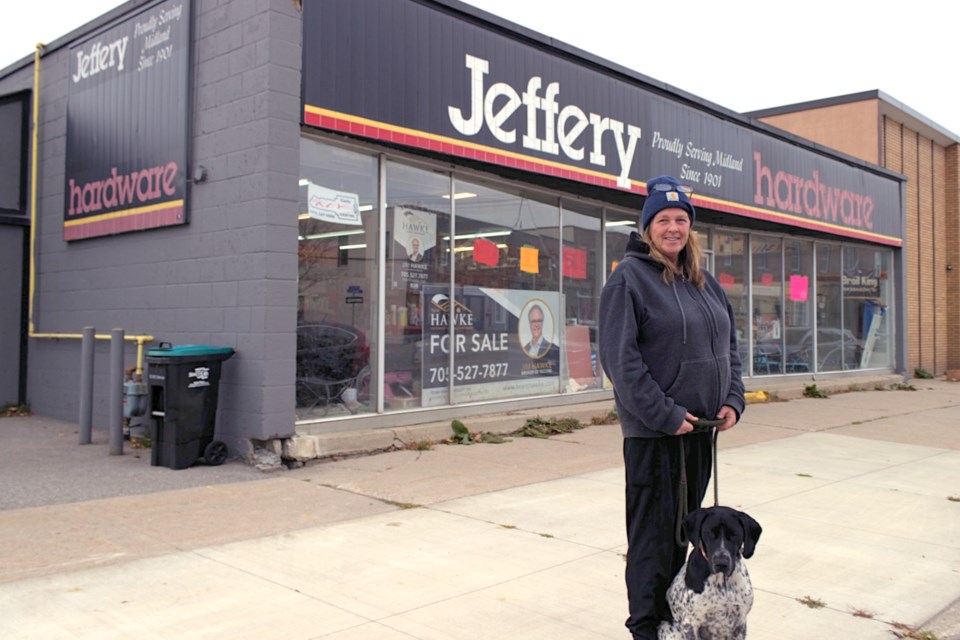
0, 0, 910, 460
748, 92, 960, 376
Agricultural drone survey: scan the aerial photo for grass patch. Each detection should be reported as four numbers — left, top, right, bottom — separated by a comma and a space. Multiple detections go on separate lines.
803, 384, 829, 399
511, 416, 584, 438
450, 420, 475, 445
590, 408, 619, 425
1, 403, 31, 417
890, 382, 918, 391
130, 432, 152, 449
447, 420, 511, 445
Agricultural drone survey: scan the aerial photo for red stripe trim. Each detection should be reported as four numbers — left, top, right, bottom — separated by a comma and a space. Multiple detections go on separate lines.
305, 106, 902, 247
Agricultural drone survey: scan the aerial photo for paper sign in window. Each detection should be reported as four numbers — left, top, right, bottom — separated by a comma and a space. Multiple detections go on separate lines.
472, 237, 499, 266
563, 247, 587, 279
520, 246, 539, 274
789, 275, 809, 301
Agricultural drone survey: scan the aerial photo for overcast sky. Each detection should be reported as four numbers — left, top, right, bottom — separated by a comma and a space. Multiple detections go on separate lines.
3, 0, 957, 136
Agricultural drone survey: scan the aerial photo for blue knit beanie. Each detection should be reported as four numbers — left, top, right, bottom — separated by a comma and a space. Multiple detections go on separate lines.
640, 175, 695, 231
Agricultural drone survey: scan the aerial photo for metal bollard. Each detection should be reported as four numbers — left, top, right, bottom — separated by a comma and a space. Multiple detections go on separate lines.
109, 329, 124, 455
78, 327, 95, 445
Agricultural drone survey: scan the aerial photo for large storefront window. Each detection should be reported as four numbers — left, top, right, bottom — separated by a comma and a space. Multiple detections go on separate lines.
297, 141, 379, 419
296, 136, 898, 422
815, 243, 845, 372
783, 238, 815, 373
384, 161, 452, 409
843, 245, 891, 369
752, 235, 784, 374
444, 180, 561, 404
562, 200, 603, 392
605, 211, 635, 275
298, 137, 616, 421
714, 231, 750, 373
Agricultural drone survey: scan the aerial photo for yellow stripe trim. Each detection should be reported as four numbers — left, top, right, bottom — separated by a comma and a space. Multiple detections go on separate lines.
64, 199, 185, 227
305, 105, 902, 246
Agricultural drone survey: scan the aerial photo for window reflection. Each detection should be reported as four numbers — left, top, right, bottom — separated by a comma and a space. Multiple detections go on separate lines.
752, 235, 783, 376
782, 239, 814, 374
449, 180, 561, 403
561, 201, 602, 392
384, 162, 451, 409
714, 231, 750, 373
297, 141, 378, 419
815, 244, 844, 372
843, 245, 889, 370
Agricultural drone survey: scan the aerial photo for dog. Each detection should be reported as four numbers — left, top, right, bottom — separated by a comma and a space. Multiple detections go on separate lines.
658, 506, 762, 640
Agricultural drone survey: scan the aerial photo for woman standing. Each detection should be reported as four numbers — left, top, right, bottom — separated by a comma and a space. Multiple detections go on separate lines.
598, 175, 745, 639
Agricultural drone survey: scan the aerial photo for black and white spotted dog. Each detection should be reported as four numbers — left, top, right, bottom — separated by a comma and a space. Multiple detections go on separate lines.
658, 506, 763, 640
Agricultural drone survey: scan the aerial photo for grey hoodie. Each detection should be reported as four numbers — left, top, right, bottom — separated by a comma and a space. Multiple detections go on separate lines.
599, 232, 745, 438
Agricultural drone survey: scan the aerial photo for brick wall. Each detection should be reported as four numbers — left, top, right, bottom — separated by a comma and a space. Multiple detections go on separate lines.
947, 145, 960, 369
884, 118, 953, 376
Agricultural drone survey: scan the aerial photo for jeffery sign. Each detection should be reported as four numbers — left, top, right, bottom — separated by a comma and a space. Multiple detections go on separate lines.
63, 0, 190, 241
301, 0, 902, 246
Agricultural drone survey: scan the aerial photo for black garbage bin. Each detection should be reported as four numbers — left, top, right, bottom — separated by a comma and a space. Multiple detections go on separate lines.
145, 344, 235, 470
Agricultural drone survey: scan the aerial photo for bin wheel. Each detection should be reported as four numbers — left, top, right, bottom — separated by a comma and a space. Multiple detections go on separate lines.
204, 441, 228, 466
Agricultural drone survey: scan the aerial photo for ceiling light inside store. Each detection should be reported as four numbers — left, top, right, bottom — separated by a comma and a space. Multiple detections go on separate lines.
442, 192, 478, 200
298, 229, 366, 241
606, 220, 636, 227
442, 230, 512, 241
339, 243, 367, 251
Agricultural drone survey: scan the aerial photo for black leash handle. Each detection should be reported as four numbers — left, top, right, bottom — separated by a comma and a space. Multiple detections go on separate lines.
675, 425, 720, 547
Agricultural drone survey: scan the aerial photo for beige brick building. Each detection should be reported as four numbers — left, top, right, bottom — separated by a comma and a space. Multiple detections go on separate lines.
749, 91, 960, 376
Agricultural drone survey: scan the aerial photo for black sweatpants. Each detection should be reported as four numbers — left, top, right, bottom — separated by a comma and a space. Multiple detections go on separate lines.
623, 433, 713, 639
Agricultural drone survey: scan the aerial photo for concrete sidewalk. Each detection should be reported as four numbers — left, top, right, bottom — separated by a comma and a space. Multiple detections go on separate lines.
1, 379, 958, 639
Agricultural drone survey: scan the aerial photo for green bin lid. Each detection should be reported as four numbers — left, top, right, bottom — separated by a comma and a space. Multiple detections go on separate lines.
147, 344, 235, 358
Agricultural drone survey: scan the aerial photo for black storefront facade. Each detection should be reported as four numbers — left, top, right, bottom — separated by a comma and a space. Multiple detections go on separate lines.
294, 1, 906, 424
0, 0, 906, 461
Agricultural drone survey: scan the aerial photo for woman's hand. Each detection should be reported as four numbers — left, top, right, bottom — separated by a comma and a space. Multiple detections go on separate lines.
675, 413, 697, 435
715, 405, 738, 431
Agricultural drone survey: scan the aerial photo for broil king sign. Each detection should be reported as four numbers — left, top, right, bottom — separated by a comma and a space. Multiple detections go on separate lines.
63, 0, 191, 241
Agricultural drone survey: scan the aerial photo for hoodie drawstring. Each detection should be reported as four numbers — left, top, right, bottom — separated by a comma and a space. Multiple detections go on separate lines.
672, 281, 688, 345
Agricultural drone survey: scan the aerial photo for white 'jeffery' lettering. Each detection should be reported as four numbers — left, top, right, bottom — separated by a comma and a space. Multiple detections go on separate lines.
448, 54, 642, 188
71, 36, 129, 83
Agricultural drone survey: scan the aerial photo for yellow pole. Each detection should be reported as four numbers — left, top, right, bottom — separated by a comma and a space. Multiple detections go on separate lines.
29, 43, 42, 335
27, 44, 155, 372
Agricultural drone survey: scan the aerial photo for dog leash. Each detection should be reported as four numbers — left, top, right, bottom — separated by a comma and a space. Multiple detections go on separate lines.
675, 422, 720, 547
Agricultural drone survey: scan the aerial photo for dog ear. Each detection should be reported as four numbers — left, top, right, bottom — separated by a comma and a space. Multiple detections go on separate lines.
682, 508, 708, 548
684, 551, 711, 594
738, 511, 763, 558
